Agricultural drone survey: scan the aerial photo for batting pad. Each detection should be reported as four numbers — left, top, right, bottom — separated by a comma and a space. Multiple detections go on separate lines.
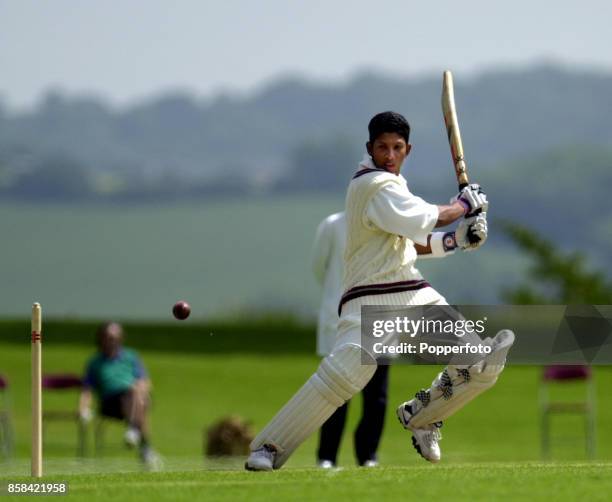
250, 343, 376, 468
405, 330, 515, 429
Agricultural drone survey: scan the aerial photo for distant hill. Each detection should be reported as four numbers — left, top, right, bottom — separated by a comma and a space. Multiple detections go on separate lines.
1, 63, 611, 195
482, 145, 612, 260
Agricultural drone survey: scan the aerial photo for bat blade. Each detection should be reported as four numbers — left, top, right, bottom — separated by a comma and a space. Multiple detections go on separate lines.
442, 70, 482, 245
442, 70, 469, 189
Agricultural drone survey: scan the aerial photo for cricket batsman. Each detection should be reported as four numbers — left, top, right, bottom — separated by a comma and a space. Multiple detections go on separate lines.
246, 111, 514, 470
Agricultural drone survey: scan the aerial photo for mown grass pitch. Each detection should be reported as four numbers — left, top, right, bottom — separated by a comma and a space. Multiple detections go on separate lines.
1, 330, 612, 500
2, 463, 612, 501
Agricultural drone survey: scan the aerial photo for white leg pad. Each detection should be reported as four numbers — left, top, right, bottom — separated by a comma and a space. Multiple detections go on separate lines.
405, 330, 515, 428
250, 343, 376, 468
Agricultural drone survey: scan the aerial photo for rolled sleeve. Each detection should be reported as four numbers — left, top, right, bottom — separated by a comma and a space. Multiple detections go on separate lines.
366, 183, 438, 246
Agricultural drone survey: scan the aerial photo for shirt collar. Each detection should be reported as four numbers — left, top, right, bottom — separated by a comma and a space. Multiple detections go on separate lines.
357, 154, 403, 178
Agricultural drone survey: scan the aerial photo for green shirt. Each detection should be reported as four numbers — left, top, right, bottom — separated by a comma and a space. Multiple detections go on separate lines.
83, 348, 146, 398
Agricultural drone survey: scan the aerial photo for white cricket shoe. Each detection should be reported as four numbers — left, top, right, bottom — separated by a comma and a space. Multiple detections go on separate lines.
245, 444, 277, 471
141, 446, 164, 472
317, 460, 335, 469
362, 459, 379, 468
410, 426, 442, 463
396, 403, 442, 463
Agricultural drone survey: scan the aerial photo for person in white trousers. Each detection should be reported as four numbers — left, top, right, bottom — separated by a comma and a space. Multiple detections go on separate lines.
312, 212, 389, 468
246, 111, 513, 470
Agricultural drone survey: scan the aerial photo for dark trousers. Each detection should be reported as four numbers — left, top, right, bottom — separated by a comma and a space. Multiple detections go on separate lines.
317, 365, 389, 466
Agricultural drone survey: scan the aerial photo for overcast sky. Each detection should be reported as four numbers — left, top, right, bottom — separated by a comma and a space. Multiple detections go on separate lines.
1, 1, 610, 109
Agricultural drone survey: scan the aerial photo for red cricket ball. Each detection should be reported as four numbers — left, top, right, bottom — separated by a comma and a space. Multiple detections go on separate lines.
172, 300, 191, 320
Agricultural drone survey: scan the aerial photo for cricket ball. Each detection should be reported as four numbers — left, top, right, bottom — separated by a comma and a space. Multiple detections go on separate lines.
172, 300, 191, 320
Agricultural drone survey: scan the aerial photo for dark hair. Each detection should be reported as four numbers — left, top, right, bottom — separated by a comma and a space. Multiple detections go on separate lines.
368, 111, 410, 144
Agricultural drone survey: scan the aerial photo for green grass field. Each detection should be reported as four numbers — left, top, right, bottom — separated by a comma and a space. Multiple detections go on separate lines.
3, 464, 612, 501
0, 197, 344, 319
1, 326, 612, 500
0, 199, 526, 320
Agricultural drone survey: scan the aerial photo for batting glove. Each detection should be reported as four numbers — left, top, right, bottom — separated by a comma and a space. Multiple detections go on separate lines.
453, 184, 489, 216
456, 213, 488, 251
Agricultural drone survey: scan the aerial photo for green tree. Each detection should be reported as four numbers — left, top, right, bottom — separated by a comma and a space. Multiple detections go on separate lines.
10, 155, 93, 201
502, 222, 612, 304
274, 136, 359, 193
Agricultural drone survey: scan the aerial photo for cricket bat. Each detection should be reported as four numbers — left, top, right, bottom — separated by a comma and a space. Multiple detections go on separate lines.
442, 70, 469, 190
442, 70, 482, 244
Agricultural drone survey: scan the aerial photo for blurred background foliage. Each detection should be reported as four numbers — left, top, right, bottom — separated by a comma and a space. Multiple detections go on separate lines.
0, 64, 610, 318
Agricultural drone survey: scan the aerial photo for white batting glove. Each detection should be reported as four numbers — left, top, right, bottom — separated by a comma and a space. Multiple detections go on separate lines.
456, 213, 488, 251
453, 184, 489, 216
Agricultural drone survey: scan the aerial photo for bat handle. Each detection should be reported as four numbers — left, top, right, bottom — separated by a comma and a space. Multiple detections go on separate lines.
466, 207, 483, 244
457, 181, 482, 244
457, 168, 469, 189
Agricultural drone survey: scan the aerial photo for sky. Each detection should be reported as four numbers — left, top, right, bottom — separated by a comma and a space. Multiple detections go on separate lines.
1, 0, 611, 109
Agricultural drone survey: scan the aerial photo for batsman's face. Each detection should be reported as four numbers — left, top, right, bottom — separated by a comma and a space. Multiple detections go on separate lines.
367, 133, 411, 175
